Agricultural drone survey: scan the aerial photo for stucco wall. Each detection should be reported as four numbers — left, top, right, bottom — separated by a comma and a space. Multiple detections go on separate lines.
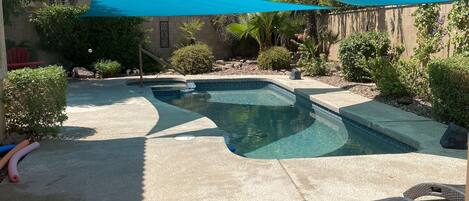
5, 7, 232, 66
322, 3, 454, 61
143, 16, 232, 59
5, 3, 457, 65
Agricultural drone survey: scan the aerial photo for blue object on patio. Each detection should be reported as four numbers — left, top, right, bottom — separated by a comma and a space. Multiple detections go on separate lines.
0, 144, 16, 154
336, 0, 452, 6
84, 0, 332, 17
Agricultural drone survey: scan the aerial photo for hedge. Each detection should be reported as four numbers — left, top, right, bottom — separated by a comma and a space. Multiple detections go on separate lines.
4, 66, 68, 138
428, 56, 469, 128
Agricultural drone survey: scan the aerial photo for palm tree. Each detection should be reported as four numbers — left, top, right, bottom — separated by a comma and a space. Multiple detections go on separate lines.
226, 12, 305, 51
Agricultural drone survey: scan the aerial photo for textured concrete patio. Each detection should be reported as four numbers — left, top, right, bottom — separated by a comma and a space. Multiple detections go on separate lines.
0, 75, 466, 201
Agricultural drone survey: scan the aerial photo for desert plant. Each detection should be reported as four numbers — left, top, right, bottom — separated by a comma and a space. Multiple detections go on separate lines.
428, 56, 469, 129
226, 12, 301, 51
4, 66, 68, 138
179, 19, 205, 46
397, 58, 430, 99
338, 31, 391, 82
171, 44, 214, 74
291, 31, 327, 75
257, 47, 291, 70
412, 4, 445, 66
94, 60, 122, 78
448, 0, 469, 56
369, 57, 409, 96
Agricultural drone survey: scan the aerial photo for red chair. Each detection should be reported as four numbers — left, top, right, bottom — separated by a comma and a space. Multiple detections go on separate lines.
7, 48, 45, 70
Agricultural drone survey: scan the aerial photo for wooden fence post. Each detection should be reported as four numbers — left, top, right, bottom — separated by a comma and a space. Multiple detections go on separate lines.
0, 0, 8, 143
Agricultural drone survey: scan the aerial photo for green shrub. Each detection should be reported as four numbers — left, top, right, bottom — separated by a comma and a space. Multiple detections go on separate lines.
397, 59, 430, 99
171, 44, 214, 74
302, 55, 329, 76
370, 58, 430, 98
338, 31, 391, 82
428, 56, 469, 128
94, 60, 122, 78
369, 58, 409, 96
4, 66, 68, 138
257, 47, 291, 70
32, 5, 146, 70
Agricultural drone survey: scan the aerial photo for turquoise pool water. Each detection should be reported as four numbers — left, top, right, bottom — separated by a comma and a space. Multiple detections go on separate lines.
153, 81, 415, 159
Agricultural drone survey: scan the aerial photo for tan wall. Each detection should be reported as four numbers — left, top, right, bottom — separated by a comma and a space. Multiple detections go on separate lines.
5, 12, 61, 64
323, 3, 454, 61
5, 5, 232, 66
143, 16, 232, 59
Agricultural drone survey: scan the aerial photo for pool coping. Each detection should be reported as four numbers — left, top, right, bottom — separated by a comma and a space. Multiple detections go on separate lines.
129, 75, 465, 159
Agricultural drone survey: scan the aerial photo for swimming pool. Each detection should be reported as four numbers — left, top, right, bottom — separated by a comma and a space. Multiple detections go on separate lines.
153, 81, 415, 159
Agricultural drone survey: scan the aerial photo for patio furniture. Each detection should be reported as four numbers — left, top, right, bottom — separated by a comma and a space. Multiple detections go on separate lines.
403, 183, 465, 201
7, 47, 44, 70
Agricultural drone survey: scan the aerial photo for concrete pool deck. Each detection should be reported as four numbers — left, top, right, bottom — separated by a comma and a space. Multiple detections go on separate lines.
0, 75, 466, 201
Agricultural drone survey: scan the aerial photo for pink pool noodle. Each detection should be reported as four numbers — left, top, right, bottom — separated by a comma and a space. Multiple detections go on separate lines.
8, 142, 40, 183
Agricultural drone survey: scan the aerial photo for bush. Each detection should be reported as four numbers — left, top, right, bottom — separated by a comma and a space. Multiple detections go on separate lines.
369, 58, 409, 96
171, 44, 214, 74
4, 66, 68, 138
338, 31, 391, 82
302, 55, 329, 76
397, 59, 430, 99
257, 47, 291, 70
428, 56, 469, 128
370, 58, 430, 98
32, 5, 146, 70
94, 60, 122, 78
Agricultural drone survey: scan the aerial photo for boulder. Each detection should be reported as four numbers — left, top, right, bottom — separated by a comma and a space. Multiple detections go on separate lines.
72, 67, 94, 79
224, 63, 234, 68
234, 63, 242, 69
215, 60, 225, 65
290, 68, 302, 80
440, 123, 468, 149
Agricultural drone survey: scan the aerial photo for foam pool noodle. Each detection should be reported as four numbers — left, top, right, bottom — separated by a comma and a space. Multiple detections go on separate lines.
0, 140, 29, 170
8, 142, 40, 183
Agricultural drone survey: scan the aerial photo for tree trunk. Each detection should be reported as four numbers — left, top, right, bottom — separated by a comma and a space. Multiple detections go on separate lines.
0, 0, 7, 143
306, 11, 320, 57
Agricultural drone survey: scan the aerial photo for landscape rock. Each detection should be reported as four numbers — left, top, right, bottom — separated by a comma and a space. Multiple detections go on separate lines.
216, 60, 225, 65
72, 67, 94, 79
246, 60, 257, 65
440, 123, 468, 149
224, 63, 234, 68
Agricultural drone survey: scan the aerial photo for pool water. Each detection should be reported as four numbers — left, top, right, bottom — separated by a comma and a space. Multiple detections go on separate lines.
153, 81, 415, 159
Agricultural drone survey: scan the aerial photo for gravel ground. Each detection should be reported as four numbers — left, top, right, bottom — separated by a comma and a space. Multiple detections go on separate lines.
160, 65, 437, 122
313, 73, 435, 121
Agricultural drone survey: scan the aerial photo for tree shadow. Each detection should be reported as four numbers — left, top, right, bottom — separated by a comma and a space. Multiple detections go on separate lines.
57, 126, 97, 140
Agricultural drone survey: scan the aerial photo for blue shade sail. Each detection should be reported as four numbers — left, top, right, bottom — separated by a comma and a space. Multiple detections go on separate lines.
336, 0, 452, 6
84, 0, 332, 17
